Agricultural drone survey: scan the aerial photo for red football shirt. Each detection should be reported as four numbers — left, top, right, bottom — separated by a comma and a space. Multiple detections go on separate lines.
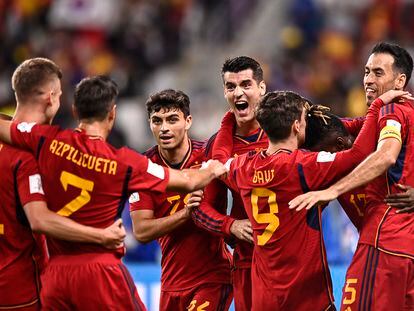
193, 128, 268, 268
0, 143, 46, 307
359, 101, 414, 257
130, 140, 232, 291
10, 122, 169, 257
219, 98, 382, 309
337, 186, 367, 231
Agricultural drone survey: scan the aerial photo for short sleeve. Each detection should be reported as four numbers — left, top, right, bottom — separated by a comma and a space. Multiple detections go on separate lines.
11, 122, 59, 154
129, 190, 155, 212
377, 103, 405, 144
129, 152, 170, 193
17, 153, 46, 206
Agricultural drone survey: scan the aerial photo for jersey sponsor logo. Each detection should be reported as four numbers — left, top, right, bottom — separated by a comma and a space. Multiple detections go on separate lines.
17, 122, 36, 133
29, 174, 45, 194
316, 151, 336, 162
129, 192, 140, 203
147, 159, 165, 179
49, 139, 117, 175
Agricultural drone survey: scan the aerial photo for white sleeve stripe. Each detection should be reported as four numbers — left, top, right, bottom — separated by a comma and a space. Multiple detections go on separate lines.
147, 159, 165, 180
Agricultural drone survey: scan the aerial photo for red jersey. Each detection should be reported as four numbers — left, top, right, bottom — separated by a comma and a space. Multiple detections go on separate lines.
0, 143, 46, 308
220, 98, 382, 309
359, 101, 414, 258
337, 187, 367, 231
10, 122, 169, 257
193, 127, 268, 268
130, 140, 232, 291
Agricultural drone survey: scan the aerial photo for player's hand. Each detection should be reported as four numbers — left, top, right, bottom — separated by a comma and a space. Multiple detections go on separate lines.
102, 219, 126, 249
230, 219, 253, 244
184, 190, 204, 216
378, 90, 414, 105
289, 188, 338, 211
202, 159, 229, 178
385, 184, 414, 214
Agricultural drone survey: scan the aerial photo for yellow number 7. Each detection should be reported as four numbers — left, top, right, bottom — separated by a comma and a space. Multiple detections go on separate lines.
57, 171, 94, 217
251, 188, 279, 246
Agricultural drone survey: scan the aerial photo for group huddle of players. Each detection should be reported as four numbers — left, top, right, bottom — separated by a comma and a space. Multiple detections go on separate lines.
1, 41, 414, 311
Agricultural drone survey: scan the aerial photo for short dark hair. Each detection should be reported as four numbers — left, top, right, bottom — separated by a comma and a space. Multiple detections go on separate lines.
146, 89, 190, 118
256, 91, 306, 142
221, 56, 264, 83
371, 42, 413, 87
12, 57, 62, 101
302, 112, 349, 150
74, 75, 119, 121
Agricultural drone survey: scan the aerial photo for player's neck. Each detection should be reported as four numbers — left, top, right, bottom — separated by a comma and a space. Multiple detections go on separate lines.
77, 120, 110, 140
235, 119, 260, 136
13, 105, 49, 125
159, 138, 190, 165
266, 138, 298, 156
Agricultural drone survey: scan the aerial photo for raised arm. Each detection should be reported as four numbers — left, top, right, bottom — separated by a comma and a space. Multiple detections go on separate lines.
211, 111, 236, 163
290, 90, 413, 210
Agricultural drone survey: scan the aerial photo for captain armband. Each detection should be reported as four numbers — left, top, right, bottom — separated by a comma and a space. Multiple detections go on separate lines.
379, 120, 402, 144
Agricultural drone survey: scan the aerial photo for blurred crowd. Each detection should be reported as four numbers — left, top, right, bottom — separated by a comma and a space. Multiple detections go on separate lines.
2, 0, 414, 265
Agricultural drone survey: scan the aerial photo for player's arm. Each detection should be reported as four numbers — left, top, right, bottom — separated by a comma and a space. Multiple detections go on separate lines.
0, 119, 12, 144
341, 117, 365, 136
289, 90, 412, 210
23, 202, 125, 249
211, 111, 235, 163
192, 179, 253, 242
166, 159, 228, 192
385, 184, 414, 213
130, 190, 202, 243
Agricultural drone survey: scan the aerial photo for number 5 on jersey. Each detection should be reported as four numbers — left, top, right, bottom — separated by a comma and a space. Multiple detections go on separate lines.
57, 171, 94, 216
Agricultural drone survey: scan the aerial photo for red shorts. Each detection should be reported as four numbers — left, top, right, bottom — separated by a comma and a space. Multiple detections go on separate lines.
232, 266, 252, 311
40, 253, 146, 311
341, 244, 414, 311
160, 283, 232, 311
0, 259, 40, 310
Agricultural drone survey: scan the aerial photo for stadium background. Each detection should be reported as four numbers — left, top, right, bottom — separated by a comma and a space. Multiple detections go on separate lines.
1, 0, 413, 309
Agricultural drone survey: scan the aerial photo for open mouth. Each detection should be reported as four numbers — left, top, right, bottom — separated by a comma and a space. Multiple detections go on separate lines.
235, 102, 249, 111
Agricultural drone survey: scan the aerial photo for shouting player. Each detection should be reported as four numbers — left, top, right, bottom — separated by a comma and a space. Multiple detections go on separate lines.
215, 89, 408, 310
192, 56, 268, 311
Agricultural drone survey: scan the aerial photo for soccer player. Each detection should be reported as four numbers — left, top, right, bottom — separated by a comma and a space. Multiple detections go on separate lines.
129, 89, 233, 311
216, 89, 406, 310
0, 62, 126, 311
192, 56, 268, 311
289, 43, 414, 310
0, 69, 227, 309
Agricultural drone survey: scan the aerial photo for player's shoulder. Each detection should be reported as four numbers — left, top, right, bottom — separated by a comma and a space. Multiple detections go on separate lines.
143, 145, 159, 160
190, 138, 208, 160
0, 143, 37, 167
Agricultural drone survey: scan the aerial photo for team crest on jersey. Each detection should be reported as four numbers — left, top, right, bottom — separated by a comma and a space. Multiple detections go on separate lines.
29, 174, 44, 194
129, 192, 140, 203
17, 122, 36, 133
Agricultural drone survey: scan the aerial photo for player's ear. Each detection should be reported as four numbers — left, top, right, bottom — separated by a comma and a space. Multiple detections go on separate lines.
292, 119, 300, 134
395, 73, 406, 90
185, 114, 192, 131
336, 137, 346, 151
108, 104, 116, 122
259, 81, 266, 96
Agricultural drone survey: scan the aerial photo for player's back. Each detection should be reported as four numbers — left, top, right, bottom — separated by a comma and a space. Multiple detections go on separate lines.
0, 143, 46, 308
11, 123, 168, 257
228, 149, 334, 310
